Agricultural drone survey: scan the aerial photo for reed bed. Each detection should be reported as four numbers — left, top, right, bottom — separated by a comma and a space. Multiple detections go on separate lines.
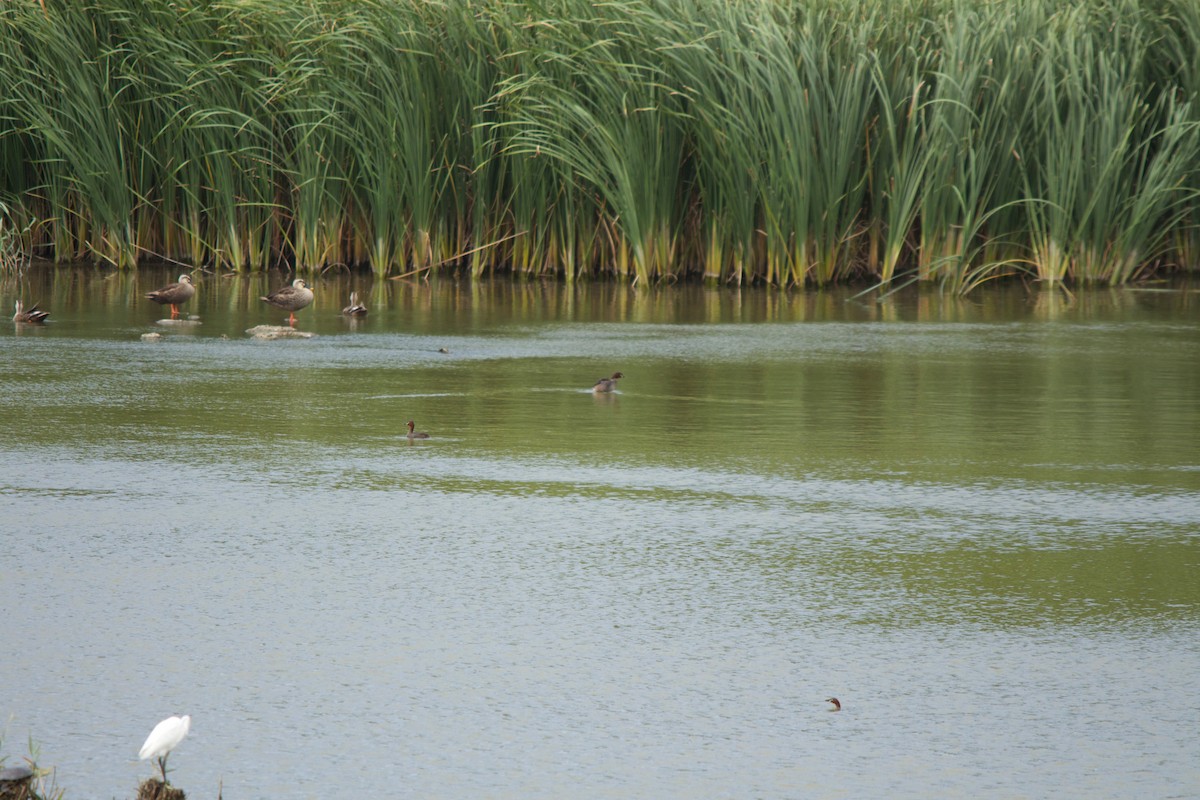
0, 0, 1197, 290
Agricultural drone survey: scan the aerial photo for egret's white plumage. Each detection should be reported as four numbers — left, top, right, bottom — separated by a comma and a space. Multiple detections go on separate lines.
139, 714, 191, 783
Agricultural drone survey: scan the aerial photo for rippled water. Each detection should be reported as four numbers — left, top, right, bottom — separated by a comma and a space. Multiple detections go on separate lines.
2, 268, 1198, 799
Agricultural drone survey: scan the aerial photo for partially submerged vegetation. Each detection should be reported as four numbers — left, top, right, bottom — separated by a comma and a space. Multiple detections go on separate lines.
1, 0, 1198, 291
0, 739, 63, 800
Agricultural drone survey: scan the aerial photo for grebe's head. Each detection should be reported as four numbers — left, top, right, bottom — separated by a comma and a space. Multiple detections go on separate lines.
826, 697, 841, 711
406, 420, 415, 432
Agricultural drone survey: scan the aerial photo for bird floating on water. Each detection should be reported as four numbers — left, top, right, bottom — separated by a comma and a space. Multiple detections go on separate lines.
261, 278, 314, 325
826, 697, 841, 712
592, 371, 624, 393
342, 291, 367, 317
145, 275, 196, 318
139, 714, 191, 784
406, 420, 430, 440
13, 300, 49, 324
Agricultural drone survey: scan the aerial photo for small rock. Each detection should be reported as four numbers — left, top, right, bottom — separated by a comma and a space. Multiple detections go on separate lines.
155, 318, 201, 327
141, 332, 164, 342
0, 765, 34, 782
245, 325, 316, 340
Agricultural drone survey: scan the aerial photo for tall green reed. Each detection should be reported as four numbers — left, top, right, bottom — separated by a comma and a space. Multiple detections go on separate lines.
1022, 5, 1198, 285
0, 0, 1196, 290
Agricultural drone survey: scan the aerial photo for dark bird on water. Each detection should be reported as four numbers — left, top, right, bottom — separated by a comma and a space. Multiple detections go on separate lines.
342, 291, 367, 317
145, 274, 196, 318
406, 420, 430, 440
826, 697, 841, 712
261, 278, 314, 325
592, 371, 624, 393
13, 300, 49, 323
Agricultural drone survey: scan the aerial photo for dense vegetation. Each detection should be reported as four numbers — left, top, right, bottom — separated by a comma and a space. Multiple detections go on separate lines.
1, 0, 1198, 290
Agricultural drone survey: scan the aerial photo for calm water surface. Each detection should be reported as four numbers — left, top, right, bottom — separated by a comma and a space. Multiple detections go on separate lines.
2, 268, 1199, 799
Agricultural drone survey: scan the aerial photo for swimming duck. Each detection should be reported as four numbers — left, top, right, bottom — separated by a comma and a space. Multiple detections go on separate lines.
826, 697, 841, 712
145, 274, 196, 318
592, 371, 624, 393
406, 420, 430, 440
13, 300, 49, 324
261, 278, 314, 325
342, 291, 367, 317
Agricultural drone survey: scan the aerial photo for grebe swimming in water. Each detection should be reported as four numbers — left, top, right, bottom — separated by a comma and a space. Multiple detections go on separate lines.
826, 697, 841, 712
406, 420, 430, 439
592, 371, 624, 393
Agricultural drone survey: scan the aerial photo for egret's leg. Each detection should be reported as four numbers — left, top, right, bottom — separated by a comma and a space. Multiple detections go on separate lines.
159, 754, 169, 783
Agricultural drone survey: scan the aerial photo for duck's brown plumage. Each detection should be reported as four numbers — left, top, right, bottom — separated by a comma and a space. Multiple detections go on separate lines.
13, 300, 49, 324
406, 420, 430, 439
342, 291, 367, 317
261, 278, 314, 324
145, 274, 196, 317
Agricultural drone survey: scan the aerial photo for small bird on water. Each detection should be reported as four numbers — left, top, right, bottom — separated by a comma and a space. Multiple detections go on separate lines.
13, 300, 49, 324
592, 371, 624, 393
342, 291, 367, 317
139, 714, 191, 784
826, 697, 841, 712
145, 274, 196, 318
406, 420, 430, 440
261, 278, 314, 325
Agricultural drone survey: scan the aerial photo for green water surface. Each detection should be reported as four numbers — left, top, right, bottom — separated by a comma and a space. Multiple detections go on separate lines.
1, 267, 1197, 799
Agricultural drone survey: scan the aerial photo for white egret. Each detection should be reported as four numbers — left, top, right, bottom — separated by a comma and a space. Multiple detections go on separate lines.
139, 714, 191, 783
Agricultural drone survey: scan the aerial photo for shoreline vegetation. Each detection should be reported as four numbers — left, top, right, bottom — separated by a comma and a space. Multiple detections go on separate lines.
2, 743, 188, 800
1, 0, 1198, 292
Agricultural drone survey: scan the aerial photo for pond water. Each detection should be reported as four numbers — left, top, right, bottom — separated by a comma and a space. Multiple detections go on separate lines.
2, 267, 1199, 799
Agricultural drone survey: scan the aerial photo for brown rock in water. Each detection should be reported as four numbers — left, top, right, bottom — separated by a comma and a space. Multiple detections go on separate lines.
136, 778, 185, 800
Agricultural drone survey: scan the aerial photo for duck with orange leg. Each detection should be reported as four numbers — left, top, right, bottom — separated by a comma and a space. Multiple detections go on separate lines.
261, 278, 314, 326
145, 274, 196, 318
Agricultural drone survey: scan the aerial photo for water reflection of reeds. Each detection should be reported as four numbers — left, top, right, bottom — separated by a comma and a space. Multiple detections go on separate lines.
5, 264, 1200, 331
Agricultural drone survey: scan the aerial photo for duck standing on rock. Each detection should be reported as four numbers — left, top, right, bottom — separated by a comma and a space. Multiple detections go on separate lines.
592, 371, 624, 393
261, 278, 314, 325
145, 274, 196, 318
13, 300, 49, 323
